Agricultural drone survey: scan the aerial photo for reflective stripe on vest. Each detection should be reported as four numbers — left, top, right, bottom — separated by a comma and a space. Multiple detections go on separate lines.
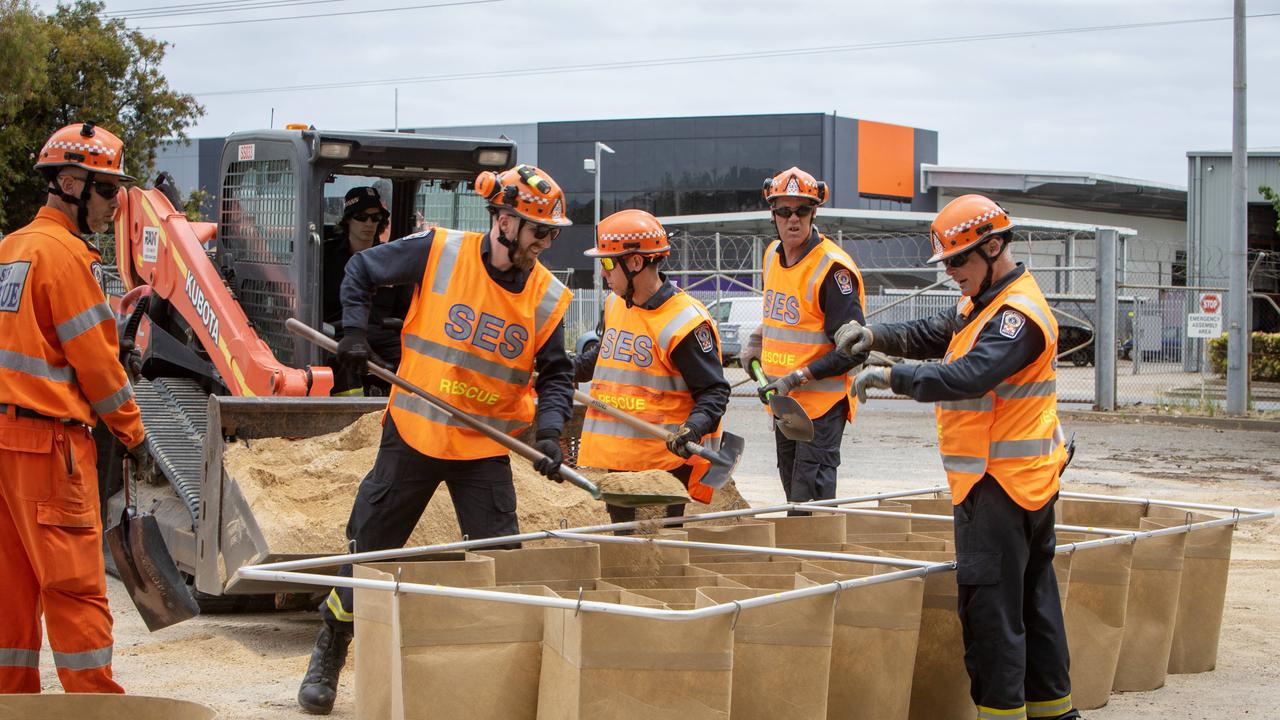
593, 365, 689, 392
404, 333, 532, 386
392, 392, 527, 435
760, 236, 864, 420
934, 272, 1065, 510
582, 416, 682, 439
52, 645, 113, 671
430, 229, 466, 295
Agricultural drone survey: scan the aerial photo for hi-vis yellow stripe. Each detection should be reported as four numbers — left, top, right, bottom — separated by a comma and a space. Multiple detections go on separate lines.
977, 705, 1027, 720
326, 590, 353, 623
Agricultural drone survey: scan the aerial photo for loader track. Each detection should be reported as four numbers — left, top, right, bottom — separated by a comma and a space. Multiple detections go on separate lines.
135, 377, 209, 525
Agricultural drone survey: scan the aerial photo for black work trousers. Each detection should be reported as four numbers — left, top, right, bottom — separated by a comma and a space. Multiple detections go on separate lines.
953, 477, 1078, 720
605, 464, 693, 535
775, 397, 847, 516
320, 413, 520, 626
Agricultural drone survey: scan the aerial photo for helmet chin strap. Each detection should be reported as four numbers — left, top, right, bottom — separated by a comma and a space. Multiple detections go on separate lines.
47, 170, 96, 235
618, 255, 657, 309
496, 216, 521, 253
972, 237, 1010, 298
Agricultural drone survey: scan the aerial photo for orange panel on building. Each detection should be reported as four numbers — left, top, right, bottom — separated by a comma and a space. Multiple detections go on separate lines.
857, 120, 915, 200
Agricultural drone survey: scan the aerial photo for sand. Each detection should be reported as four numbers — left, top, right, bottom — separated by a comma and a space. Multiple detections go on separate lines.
220, 411, 745, 555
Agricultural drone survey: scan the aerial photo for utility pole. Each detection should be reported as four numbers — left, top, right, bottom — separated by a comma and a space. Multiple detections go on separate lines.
1227, 0, 1249, 414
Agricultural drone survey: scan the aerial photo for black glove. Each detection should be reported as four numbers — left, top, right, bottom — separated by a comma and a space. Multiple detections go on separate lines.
336, 328, 370, 370
532, 431, 563, 480
124, 346, 143, 382
665, 424, 700, 459
125, 438, 148, 464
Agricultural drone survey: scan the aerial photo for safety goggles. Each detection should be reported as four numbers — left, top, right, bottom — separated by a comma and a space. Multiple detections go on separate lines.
349, 212, 387, 223
599, 257, 616, 271
771, 205, 814, 219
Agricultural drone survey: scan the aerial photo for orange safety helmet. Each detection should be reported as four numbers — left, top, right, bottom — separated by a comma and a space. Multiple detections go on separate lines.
584, 209, 671, 259
762, 166, 828, 206
474, 164, 572, 227
928, 194, 1014, 264
34, 122, 135, 181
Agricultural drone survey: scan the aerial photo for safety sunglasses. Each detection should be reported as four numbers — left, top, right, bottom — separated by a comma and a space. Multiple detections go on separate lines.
349, 212, 387, 223
529, 224, 559, 241
599, 257, 616, 271
771, 205, 814, 219
943, 248, 975, 270
67, 174, 121, 200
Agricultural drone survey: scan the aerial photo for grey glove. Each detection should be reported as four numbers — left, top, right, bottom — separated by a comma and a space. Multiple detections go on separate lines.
125, 439, 148, 464
665, 424, 699, 459
738, 325, 763, 371
760, 368, 808, 399
532, 432, 564, 481
852, 366, 892, 403
125, 347, 143, 382
834, 319, 874, 356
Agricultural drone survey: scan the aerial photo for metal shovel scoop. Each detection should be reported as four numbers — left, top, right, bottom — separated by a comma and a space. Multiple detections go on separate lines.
749, 359, 814, 442
573, 389, 743, 489
104, 454, 201, 632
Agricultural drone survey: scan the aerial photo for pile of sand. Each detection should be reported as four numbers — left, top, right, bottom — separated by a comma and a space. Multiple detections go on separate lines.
221, 411, 747, 555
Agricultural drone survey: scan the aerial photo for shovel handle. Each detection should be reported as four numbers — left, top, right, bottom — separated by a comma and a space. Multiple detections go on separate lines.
287, 319, 602, 500
749, 359, 774, 397
572, 389, 731, 467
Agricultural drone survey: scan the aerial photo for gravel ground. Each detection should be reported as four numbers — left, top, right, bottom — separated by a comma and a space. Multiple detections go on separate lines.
32, 399, 1280, 718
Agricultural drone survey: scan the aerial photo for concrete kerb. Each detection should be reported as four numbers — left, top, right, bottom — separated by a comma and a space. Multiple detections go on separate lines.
1059, 408, 1280, 433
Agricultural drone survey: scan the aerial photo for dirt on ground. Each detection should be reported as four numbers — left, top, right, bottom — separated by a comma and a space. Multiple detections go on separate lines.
31, 402, 1280, 718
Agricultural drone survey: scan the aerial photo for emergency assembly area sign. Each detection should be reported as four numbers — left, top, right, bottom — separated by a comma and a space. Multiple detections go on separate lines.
1187, 292, 1223, 338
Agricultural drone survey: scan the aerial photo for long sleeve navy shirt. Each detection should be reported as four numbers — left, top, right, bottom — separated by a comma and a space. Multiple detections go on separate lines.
869, 265, 1047, 402
573, 279, 730, 439
341, 229, 574, 436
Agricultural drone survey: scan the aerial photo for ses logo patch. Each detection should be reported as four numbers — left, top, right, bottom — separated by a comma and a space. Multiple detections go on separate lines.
0, 261, 32, 313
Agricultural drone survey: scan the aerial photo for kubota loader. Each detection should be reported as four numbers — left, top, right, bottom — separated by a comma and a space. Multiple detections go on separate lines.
99, 127, 516, 605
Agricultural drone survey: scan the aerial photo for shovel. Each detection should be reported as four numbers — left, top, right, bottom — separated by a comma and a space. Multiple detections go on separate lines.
288, 319, 601, 500
748, 359, 814, 442
572, 389, 743, 489
104, 454, 201, 632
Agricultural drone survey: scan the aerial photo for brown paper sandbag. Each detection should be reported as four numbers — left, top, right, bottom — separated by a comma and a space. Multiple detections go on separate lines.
899, 497, 956, 534
844, 504, 911, 536
598, 529, 690, 570
1145, 506, 1235, 673
0, 694, 218, 720
1057, 498, 1144, 530
537, 606, 734, 719
888, 550, 975, 720
684, 520, 776, 559
1061, 538, 1134, 710
354, 553, 496, 720
478, 542, 601, 585
769, 513, 847, 545
697, 586, 837, 720
1112, 518, 1187, 692
797, 570, 924, 720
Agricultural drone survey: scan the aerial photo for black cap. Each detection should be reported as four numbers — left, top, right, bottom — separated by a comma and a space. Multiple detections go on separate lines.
342, 186, 386, 219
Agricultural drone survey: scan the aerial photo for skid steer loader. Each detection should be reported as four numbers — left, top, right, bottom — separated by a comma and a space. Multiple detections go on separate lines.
98, 127, 516, 605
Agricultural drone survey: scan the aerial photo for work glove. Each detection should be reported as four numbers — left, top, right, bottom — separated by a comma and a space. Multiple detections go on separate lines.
336, 328, 370, 370
852, 366, 892, 403
124, 346, 144, 382
834, 319, 875, 356
738, 326, 763, 373
666, 424, 700, 459
125, 438, 148, 465
758, 368, 808, 403
532, 431, 564, 481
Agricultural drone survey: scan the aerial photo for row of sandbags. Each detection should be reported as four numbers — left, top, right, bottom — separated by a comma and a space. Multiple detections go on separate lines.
349, 496, 1235, 720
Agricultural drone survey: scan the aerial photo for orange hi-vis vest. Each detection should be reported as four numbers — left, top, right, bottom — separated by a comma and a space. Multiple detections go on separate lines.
390, 228, 572, 460
761, 235, 865, 420
0, 208, 144, 448
935, 271, 1067, 510
578, 291, 724, 504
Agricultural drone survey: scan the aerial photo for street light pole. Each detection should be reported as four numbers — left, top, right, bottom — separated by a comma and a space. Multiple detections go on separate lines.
587, 141, 615, 322
1227, 0, 1248, 414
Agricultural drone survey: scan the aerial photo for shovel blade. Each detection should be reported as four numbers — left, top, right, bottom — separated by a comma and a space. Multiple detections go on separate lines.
768, 395, 814, 442
698, 432, 744, 489
105, 509, 200, 632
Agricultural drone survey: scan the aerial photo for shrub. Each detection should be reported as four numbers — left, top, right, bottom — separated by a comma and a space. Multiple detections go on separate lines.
1208, 332, 1280, 381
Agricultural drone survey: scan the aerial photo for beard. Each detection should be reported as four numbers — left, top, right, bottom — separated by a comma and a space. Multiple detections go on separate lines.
510, 240, 540, 271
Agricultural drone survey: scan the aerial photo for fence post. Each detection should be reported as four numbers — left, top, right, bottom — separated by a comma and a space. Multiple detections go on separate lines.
715, 232, 722, 309
1095, 229, 1118, 411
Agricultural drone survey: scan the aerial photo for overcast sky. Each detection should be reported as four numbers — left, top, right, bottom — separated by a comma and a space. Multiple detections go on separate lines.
40, 0, 1280, 186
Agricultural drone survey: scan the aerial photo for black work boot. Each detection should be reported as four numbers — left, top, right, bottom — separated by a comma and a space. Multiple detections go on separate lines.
297, 622, 354, 715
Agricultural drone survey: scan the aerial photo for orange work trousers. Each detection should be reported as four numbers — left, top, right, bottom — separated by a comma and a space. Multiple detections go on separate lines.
0, 412, 123, 693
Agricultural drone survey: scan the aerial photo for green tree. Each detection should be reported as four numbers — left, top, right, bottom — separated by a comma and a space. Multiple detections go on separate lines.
0, 0, 204, 229
1260, 185, 1280, 233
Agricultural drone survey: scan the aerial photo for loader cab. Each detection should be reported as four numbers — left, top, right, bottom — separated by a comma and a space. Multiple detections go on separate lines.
216, 128, 514, 369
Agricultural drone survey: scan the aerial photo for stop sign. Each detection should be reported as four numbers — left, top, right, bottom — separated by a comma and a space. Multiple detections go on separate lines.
1200, 293, 1222, 314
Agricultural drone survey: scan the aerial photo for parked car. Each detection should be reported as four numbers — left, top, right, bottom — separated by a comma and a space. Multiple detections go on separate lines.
1119, 326, 1184, 363
1057, 324, 1095, 367
573, 295, 764, 366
